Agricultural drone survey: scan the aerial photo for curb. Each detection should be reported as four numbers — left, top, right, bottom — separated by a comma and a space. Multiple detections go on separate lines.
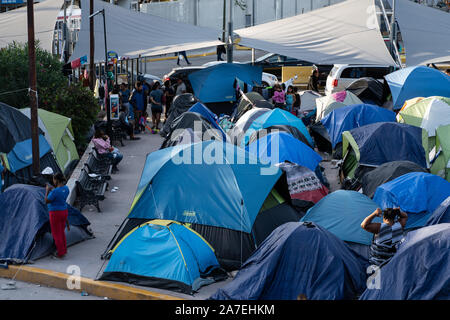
0, 265, 184, 300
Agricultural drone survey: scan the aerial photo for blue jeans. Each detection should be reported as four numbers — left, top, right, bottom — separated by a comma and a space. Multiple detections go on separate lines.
106, 147, 123, 167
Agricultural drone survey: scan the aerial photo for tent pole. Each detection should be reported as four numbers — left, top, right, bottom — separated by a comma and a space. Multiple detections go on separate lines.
27, 0, 40, 176
389, 0, 396, 56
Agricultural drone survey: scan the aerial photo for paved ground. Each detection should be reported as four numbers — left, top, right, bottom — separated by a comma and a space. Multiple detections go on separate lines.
0, 278, 104, 300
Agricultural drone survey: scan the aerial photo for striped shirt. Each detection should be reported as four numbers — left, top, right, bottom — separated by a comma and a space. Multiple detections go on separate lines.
369, 222, 404, 267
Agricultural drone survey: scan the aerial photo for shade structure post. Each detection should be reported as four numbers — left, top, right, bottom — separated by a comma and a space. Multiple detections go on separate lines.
227, 0, 233, 63
27, 0, 40, 176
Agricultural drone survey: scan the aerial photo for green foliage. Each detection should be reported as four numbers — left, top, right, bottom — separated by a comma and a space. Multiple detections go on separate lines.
52, 83, 100, 153
0, 42, 66, 108
0, 42, 99, 153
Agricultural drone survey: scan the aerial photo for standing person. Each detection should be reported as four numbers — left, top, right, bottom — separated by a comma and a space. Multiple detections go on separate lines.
142, 79, 152, 115
216, 40, 226, 61
150, 82, 164, 133
120, 83, 131, 115
177, 51, 191, 66
293, 86, 301, 116
285, 85, 296, 113
163, 79, 175, 123
361, 207, 408, 267
129, 81, 146, 134
106, 64, 115, 94
92, 129, 123, 172
45, 173, 70, 259
307, 69, 319, 93
272, 84, 286, 109
175, 78, 187, 96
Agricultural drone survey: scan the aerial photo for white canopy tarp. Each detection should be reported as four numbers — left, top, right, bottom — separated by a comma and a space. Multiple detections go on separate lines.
392, 0, 450, 66
0, 0, 63, 53
235, 0, 396, 66
70, 0, 222, 63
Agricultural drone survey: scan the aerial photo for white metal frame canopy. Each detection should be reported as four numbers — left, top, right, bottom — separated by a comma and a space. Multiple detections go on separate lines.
70, 0, 223, 63
235, 0, 397, 66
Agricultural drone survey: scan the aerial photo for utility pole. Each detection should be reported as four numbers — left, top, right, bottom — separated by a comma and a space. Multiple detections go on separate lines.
27, 0, 39, 176
227, 0, 233, 63
89, 0, 95, 91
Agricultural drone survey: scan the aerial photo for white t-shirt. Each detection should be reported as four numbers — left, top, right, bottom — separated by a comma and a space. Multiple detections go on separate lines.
176, 82, 186, 96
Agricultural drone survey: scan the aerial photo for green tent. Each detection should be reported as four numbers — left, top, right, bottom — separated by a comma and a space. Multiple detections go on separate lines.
431, 124, 450, 182
21, 108, 79, 172
397, 96, 450, 153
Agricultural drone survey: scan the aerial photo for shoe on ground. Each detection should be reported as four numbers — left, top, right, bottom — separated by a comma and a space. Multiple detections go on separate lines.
130, 137, 141, 140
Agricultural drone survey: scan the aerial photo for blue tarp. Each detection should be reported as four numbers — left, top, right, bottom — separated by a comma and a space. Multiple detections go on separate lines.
385, 66, 450, 109
426, 196, 450, 226
102, 222, 221, 293
373, 172, 450, 229
188, 102, 227, 141
360, 224, 450, 300
188, 63, 263, 103
300, 190, 380, 245
246, 132, 322, 171
349, 122, 427, 168
241, 108, 314, 147
128, 141, 281, 233
322, 104, 396, 148
210, 222, 366, 300
0, 184, 90, 262
7, 135, 52, 173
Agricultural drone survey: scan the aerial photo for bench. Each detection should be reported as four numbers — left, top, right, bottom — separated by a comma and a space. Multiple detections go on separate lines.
111, 120, 126, 147
75, 168, 109, 212
84, 152, 112, 179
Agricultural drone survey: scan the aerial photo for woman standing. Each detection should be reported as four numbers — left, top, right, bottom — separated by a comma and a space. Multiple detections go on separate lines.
307, 69, 319, 93
285, 86, 296, 114
150, 82, 164, 133
45, 173, 70, 259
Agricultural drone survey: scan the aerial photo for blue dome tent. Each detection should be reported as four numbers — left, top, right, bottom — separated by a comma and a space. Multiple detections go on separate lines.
300, 190, 380, 246
316, 104, 396, 151
385, 66, 450, 110
360, 224, 450, 300
373, 172, 450, 229
341, 122, 428, 181
210, 222, 366, 300
240, 108, 314, 147
103, 141, 301, 270
246, 132, 322, 172
100, 220, 225, 294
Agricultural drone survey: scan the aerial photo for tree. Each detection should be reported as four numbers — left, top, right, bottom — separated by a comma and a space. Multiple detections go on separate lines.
0, 42, 99, 153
